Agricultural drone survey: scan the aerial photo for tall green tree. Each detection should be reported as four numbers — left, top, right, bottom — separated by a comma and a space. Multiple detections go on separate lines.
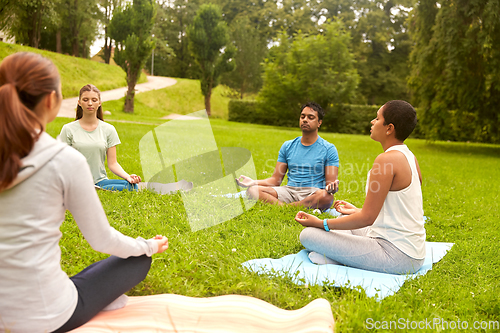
221, 16, 267, 98
100, 0, 123, 63
272, 0, 317, 36
408, 0, 500, 143
211, 0, 278, 40
258, 20, 359, 127
352, 1, 412, 105
150, 0, 200, 78
0, 0, 60, 48
318, 0, 413, 105
109, 0, 156, 113
188, 4, 235, 116
64, 0, 99, 57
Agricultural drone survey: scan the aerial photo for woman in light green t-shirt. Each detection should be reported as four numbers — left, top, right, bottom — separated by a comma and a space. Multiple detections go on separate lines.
60, 84, 141, 191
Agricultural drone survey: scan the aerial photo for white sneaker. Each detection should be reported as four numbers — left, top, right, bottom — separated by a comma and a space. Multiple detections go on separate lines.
308, 251, 340, 265
103, 294, 128, 311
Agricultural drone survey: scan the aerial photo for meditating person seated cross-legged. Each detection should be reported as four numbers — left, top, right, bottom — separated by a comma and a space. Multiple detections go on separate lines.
59, 84, 141, 191
0, 52, 169, 333
295, 100, 426, 274
236, 102, 339, 211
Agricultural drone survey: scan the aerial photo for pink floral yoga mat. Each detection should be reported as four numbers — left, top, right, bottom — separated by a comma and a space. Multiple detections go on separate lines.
69, 294, 335, 333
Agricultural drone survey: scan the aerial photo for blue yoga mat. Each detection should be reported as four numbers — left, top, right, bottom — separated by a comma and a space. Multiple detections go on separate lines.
242, 242, 453, 300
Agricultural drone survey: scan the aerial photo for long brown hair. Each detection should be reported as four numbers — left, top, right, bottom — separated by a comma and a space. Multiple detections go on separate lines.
0, 52, 60, 191
76, 84, 103, 121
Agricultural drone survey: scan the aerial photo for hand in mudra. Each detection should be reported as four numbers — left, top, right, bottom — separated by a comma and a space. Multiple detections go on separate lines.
333, 200, 358, 215
235, 175, 255, 188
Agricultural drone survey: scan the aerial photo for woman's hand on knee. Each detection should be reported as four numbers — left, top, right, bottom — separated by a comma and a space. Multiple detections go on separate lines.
127, 174, 141, 184
153, 235, 169, 253
295, 211, 322, 228
334, 200, 359, 215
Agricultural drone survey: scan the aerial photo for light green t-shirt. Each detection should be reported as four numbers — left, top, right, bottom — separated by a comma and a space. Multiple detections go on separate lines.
59, 120, 121, 184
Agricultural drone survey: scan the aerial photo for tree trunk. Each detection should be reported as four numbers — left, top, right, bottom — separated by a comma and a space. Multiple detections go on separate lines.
71, 0, 79, 57
124, 68, 137, 113
205, 90, 212, 116
240, 81, 245, 99
103, 5, 111, 64
56, 30, 62, 53
72, 39, 79, 57
29, 10, 42, 48
82, 37, 87, 58
104, 34, 111, 64
36, 13, 41, 47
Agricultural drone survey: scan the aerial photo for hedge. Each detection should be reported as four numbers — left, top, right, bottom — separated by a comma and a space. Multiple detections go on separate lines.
229, 100, 377, 135
228, 99, 423, 138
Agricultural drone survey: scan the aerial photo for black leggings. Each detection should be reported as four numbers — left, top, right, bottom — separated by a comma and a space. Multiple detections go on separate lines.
52, 255, 152, 333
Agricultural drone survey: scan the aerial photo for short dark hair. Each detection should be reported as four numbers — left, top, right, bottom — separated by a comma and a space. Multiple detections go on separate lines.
382, 100, 417, 141
301, 102, 324, 121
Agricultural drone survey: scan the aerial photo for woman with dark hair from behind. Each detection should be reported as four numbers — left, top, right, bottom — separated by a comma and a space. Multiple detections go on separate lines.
0, 52, 168, 333
59, 84, 141, 191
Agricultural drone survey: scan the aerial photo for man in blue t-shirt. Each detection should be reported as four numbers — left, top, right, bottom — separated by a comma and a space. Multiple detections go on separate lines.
236, 102, 339, 211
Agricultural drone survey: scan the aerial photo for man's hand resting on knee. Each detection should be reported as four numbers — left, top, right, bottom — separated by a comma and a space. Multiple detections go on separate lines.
236, 175, 256, 188
326, 179, 339, 195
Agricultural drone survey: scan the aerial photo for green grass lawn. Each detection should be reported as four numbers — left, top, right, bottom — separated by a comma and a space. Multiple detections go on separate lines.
46, 117, 500, 332
0, 42, 146, 98
102, 78, 233, 121
0, 42, 230, 119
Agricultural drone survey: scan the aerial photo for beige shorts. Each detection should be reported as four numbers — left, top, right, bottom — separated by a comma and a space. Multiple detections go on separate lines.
272, 185, 322, 204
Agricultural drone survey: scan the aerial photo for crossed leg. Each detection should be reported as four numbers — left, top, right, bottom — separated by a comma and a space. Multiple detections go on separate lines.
246, 186, 333, 210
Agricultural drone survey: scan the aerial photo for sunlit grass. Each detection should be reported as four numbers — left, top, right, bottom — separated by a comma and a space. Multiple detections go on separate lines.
0, 42, 146, 98
46, 116, 500, 332
102, 79, 232, 121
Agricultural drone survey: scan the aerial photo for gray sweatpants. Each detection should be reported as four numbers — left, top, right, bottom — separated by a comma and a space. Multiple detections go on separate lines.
300, 227, 424, 274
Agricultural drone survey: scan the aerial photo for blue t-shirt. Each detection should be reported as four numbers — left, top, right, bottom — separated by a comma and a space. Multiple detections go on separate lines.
277, 136, 339, 188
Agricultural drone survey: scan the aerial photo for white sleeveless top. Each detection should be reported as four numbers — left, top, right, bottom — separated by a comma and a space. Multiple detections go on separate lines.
366, 144, 426, 259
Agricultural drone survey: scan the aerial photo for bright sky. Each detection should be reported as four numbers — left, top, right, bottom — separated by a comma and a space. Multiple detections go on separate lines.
90, 37, 104, 57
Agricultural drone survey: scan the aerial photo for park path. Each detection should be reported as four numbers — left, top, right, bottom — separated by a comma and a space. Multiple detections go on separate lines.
57, 76, 177, 118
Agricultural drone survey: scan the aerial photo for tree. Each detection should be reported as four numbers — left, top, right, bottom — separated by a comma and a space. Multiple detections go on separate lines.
273, 0, 317, 36
188, 4, 235, 116
351, 1, 412, 105
149, 0, 200, 78
109, 0, 156, 113
257, 20, 359, 127
0, 0, 59, 48
221, 16, 267, 98
100, 0, 123, 64
408, 0, 500, 143
318, 0, 413, 105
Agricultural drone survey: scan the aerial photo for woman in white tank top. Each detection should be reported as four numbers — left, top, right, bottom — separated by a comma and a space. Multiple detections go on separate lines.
295, 100, 426, 274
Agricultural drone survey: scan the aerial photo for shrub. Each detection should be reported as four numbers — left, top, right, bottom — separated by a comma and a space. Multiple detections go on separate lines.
228, 100, 265, 124
229, 100, 381, 135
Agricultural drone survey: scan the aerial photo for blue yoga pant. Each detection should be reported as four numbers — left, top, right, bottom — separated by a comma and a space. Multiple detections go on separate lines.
51, 255, 151, 333
96, 179, 138, 191
300, 226, 424, 274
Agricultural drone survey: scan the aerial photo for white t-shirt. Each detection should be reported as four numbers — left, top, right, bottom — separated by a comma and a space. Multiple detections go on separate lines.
60, 120, 121, 184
